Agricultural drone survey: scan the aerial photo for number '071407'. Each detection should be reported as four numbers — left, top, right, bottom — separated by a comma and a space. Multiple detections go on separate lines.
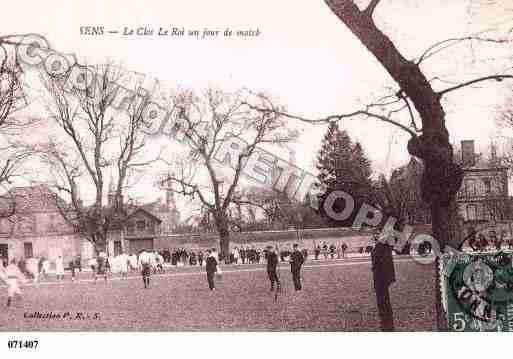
7, 340, 39, 349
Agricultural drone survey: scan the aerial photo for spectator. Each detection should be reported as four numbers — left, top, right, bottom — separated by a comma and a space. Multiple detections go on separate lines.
55, 255, 65, 281
198, 251, 204, 266
341, 243, 348, 258
233, 247, 240, 264
240, 247, 246, 264
329, 244, 336, 259
75, 255, 82, 272
478, 233, 488, 251
301, 248, 308, 262
69, 257, 76, 281
314, 245, 321, 260
322, 242, 328, 259
128, 253, 138, 271
490, 230, 502, 251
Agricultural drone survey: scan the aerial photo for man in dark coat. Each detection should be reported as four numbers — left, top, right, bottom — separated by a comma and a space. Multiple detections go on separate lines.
205, 250, 218, 291
240, 247, 246, 264
371, 239, 396, 331
290, 244, 304, 291
94, 253, 108, 282
266, 246, 280, 291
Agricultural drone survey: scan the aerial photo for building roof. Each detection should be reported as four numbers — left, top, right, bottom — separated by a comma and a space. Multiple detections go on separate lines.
0, 184, 179, 233
6, 184, 69, 213
126, 207, 162, 223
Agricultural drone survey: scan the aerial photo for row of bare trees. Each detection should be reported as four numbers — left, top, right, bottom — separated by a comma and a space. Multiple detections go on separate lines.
0, 39, 303, 256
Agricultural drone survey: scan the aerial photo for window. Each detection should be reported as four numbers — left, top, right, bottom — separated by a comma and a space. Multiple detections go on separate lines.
466, 180, 476, 196
114, 241, 122, 256
24, 242, 33, 258
483, 178, 491, 194
147, 222, 155, 234
466, 204, 477, 221
136, 220, 146, 231
47, 214, 56, 232
0, 219, 9, 235
126, 222, 135, 235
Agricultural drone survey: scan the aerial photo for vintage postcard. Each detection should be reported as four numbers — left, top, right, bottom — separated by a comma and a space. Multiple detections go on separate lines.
0, 0, 512, 357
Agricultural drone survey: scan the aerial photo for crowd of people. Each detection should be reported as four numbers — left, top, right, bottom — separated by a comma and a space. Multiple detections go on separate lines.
0, 241, 352, 285
467, 229, 513, 252
0, 243, 309, 307
313, 242, 349, 260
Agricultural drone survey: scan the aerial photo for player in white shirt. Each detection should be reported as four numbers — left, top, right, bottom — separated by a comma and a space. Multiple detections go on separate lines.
88, 257, 97, 279
25, 257, 40, 283
42, 259, 51, 280
55, 255, 65, 280
128, 253, 138, 272
118, 252, 129, 279
138, 250, 153, 289
3, 259, 28, 307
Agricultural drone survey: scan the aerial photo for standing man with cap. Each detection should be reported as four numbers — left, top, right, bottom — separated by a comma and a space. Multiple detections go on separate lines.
94, 252, 108, 283
266, 246, 280, 291
139, 249, 153, 289
289, 244, 304, 291
371, 230, 396, 331
205, 249, 218, 291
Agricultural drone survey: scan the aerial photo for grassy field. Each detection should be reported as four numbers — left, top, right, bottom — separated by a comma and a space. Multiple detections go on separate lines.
0, 259, 436, 331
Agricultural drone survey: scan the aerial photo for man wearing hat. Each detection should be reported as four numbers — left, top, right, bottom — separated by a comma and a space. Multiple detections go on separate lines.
139, 249, 153, 289
205, 249, 218, 291
266, 246, 280, 291
290, 244, 304, 291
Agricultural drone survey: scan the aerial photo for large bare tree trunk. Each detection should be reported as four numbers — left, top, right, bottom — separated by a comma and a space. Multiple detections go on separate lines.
215, 213, 231, 262
325, 0, 465, 330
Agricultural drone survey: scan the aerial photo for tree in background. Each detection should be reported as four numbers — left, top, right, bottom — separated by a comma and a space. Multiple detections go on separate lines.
160, 88, 297, 259
234, 186, 324, 232
36, 64, 156, 253
316, 122, 373, 226
0, 35, 38, 220
374, 157, 430, 227
249, 1, 513, 329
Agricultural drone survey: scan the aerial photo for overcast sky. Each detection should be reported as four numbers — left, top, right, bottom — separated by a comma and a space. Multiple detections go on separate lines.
3, 0, 513, 215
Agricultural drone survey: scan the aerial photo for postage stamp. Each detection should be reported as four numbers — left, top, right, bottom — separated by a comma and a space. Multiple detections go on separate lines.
441, 251, 513, 331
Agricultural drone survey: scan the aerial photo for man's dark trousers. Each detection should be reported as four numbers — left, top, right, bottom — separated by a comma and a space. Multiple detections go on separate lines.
206, 271, 215, 290
268, 269, 279, 289
371, 242, 395, 331
374, 282, 394, 331
291, 268, 301, 290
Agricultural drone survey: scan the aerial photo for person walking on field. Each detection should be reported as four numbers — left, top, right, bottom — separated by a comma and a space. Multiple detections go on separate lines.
69, 257, 76, 282
139, 249, 153, 289
341, 243, 348, 258
266, 246, 280, 291
55, 255, 65, 281
198, 251, 204, 267
290, 244, 305, 291
205, 250, 218, 291
94, 253, 108, 282
118, 252, 129, 279
3, 259, 28, 307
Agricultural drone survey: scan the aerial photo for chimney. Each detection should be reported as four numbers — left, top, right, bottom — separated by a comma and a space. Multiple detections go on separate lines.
490, 142, 498, 166
461, 140, 476, 167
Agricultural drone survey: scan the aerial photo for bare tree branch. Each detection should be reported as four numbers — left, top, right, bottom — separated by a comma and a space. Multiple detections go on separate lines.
438, 74, 513, 97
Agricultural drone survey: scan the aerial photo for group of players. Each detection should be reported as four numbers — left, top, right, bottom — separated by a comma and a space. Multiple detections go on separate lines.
0, 244, 307, 307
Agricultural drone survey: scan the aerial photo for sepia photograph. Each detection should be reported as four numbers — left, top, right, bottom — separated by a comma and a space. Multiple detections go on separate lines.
1, 0, 513, 356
